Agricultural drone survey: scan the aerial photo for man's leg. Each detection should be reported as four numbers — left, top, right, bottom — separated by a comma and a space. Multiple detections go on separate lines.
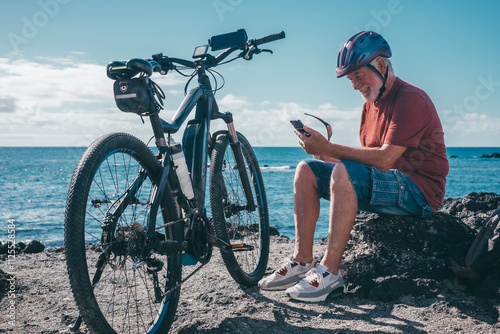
320, 162, 358, 275
292, 161, 321, 263
285, 162, 355, 302
258, 161, 322, 291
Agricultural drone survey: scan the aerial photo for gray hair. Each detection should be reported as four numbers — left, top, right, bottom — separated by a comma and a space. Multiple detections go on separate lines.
370, 57, 394, 74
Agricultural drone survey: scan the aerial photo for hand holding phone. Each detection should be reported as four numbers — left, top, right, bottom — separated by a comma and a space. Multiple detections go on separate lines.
290, 120, 311, 137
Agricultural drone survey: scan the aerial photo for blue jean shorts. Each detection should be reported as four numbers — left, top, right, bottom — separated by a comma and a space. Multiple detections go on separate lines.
305, 159, 433, 218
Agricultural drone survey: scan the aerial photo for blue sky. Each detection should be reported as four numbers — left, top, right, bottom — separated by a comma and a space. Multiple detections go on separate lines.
1, 0, 499, 147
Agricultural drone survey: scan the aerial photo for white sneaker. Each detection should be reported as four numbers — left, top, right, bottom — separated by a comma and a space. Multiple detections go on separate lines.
258, 257, 317, 291
286, 264, 345, 302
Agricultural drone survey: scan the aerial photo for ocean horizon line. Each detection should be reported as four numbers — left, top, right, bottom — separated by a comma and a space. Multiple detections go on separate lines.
1, 146, 500, 149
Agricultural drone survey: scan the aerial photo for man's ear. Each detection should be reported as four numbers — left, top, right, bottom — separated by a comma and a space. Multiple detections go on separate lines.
376, 57, 386, 73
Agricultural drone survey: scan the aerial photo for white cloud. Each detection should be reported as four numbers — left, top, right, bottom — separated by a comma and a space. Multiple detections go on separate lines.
444, 113, 500, 133
218, 93, 249, 110
441, 112, 500, 146
0, 58, 110, 109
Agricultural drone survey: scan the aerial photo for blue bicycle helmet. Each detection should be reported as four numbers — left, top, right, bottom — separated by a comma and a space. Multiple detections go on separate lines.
336, 31, 391, 78
336, 31, 392, 101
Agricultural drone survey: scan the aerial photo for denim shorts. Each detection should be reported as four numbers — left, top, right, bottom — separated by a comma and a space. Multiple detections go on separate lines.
305, 159, 433, 218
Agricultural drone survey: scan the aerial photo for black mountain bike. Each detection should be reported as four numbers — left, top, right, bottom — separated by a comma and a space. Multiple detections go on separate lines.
64, 29, 285, 333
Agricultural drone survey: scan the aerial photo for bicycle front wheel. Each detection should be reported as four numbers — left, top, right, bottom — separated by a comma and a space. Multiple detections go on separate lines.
64, 133, 182, 334
209, 132, 269, 286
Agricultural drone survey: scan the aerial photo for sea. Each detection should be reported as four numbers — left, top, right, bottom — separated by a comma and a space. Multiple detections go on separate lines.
1, 146, 499, 249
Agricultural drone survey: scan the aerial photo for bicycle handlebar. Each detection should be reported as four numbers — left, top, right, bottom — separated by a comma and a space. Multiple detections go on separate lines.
107, 30, 286, 79
152, 30, 285, 72
251, 31, 286, 46
168, 57, 196, 68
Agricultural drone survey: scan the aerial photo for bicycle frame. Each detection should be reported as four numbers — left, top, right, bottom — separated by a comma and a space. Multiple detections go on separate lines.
144, 60, 255, 244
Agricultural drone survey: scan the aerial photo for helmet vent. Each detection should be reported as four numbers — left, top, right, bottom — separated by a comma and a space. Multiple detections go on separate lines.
347, 51, 356, 64
359, 34, 370, 44
340, 47, 348, 66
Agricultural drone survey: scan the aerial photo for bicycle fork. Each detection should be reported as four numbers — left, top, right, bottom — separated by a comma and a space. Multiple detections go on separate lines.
221, 113, 256, 212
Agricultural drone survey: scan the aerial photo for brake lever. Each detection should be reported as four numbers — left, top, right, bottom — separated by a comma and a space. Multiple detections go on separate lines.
151, 53, 173, 74
242, 46, 273, 61
242, 45, 256, 60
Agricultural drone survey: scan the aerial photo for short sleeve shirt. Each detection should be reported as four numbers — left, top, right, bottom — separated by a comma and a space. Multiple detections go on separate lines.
359, 77, 449, 211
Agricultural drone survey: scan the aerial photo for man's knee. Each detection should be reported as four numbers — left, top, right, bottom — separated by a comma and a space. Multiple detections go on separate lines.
294, 160, 317, 188
330, 162, 352, 191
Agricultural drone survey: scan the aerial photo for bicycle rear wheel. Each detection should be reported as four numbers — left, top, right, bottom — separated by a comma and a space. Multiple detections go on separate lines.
64, 133, 182, 334
209, 132, 269, 286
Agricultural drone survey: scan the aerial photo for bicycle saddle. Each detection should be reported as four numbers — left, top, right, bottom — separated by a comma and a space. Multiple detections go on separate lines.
127, 58, 153, 76
107, 58, 157, 80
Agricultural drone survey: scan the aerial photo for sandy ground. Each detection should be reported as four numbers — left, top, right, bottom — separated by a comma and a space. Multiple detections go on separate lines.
1, 236, 499, 334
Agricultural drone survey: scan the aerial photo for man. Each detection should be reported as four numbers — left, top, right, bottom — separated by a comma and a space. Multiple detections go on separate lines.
258, 31, 449, 302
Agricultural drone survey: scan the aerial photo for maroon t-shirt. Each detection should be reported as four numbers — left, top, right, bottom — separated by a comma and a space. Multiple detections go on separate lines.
359, 77, 449, 211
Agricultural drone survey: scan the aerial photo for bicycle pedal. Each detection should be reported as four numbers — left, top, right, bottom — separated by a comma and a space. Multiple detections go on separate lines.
231, 243, 254, 252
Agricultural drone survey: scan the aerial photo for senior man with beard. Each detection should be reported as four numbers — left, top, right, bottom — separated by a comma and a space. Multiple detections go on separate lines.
259, 31, 449, 302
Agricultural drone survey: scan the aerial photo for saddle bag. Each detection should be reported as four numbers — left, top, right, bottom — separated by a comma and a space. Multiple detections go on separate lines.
113, 78, 154, 115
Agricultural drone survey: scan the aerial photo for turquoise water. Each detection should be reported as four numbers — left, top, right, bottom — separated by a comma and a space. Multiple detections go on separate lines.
1, 146, 499, 248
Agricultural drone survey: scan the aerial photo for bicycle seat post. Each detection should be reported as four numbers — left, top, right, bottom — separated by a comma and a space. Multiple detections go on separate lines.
149, 113, 168, 153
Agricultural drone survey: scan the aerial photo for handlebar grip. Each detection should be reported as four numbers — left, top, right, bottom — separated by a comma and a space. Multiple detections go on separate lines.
252, 31, 286, 46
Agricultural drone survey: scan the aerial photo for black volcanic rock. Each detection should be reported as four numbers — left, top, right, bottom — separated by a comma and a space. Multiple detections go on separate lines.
481, 152, 500, 158
22, 240, 45, 254
337, 192, 500, 301
441, 192, 500, 230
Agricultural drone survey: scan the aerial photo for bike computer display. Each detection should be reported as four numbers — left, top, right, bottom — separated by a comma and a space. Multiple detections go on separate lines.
193, 45, 209, 58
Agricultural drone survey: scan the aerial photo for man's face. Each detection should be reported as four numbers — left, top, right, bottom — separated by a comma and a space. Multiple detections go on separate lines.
346, 66, 383, 102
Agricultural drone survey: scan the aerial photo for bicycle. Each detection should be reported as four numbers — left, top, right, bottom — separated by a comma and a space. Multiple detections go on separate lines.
64, 29, 285, 333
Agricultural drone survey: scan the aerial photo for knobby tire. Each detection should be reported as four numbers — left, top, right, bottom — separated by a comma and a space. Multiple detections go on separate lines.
209, 132, 270, 285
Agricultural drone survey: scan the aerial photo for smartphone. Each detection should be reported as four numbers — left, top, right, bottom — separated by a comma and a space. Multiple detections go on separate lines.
290, 120, 311, 137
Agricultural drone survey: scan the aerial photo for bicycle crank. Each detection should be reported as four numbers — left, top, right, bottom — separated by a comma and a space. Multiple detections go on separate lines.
185, 211, 212, 264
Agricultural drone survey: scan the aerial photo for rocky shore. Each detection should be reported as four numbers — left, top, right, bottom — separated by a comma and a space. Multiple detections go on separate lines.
1, 192, 499, 333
